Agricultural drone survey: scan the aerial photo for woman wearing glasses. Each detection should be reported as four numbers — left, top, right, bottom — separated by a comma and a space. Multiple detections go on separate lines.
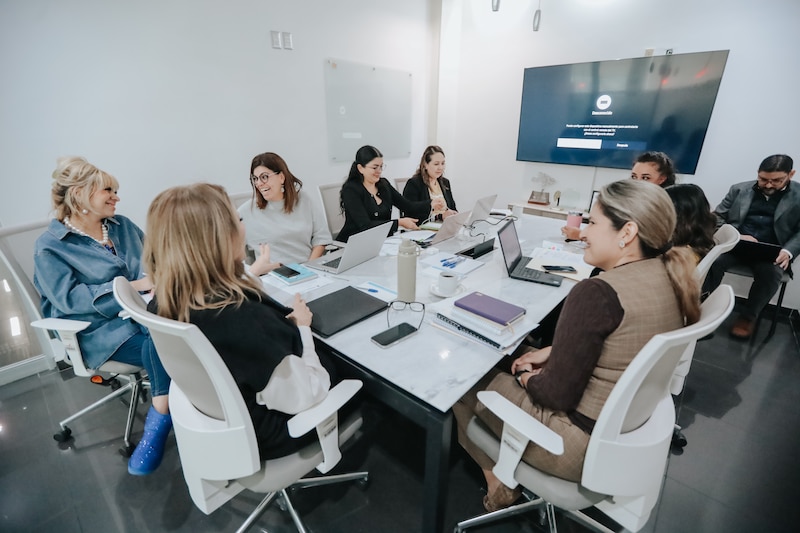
239, 152, 331, 276
145, 183, 336, 460
336, 145, 446, 242
402, 145, 458, 223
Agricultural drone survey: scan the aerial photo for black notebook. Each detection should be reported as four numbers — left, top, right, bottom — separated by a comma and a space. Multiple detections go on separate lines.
307, 286, 387, 338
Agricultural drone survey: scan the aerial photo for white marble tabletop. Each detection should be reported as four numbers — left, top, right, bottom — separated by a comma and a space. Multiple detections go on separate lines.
265, 215, 586, 413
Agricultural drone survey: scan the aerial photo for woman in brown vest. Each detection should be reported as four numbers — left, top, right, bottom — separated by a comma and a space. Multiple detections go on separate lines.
453, 179, 700, 512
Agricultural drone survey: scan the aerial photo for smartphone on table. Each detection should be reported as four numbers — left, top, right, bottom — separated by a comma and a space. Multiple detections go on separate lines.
272, 264, 301, 279
542, 265, 577, 273
371, 322, 418, 348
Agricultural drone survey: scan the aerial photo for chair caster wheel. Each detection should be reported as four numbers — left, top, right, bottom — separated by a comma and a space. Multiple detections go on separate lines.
110, 378, 122, 391
53, 426, 73, 442
277, 494, 288, 512
672, 429, 688, 448
119, 443, 135, 457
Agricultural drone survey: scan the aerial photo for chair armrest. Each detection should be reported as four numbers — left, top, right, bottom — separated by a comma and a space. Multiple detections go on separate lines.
477, 390, 564, 489
286, 379, 363, 474
478, 390, 564, 455
31, 318, 91, 333
287, 379, 362, 438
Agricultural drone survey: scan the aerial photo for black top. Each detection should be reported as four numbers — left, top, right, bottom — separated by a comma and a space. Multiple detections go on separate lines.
336, 177, 431, 242
150, 292, 332, 459
402, 176, 457, 222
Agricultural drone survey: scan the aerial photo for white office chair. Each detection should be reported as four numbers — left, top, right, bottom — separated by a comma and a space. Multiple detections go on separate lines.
112, 277, 368, 533
455, 285, 735, 533
318, 181, 346, 237
0, 220, 146, 455
394, 177, 410, 194
228, 191, 253, 208
669, 224, 739, 448
671, 223, 740, 396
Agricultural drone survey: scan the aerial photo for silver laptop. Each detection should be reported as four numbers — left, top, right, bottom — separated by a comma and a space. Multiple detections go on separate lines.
306, 221, 393, 273
429, 195, 497, 245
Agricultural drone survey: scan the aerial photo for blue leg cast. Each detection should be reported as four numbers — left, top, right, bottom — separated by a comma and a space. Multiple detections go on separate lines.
128, 406, 172, 476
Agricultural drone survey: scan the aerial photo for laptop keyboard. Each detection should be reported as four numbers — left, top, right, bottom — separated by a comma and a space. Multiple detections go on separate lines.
323, 256, 342, 268
515, 267, 545, 281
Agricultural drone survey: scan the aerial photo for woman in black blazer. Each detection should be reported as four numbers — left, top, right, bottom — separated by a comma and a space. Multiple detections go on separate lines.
337, 145, 444, 242
402, 145, 458, 223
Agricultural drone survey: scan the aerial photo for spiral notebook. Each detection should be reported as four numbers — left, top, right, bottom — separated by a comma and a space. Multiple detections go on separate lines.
430, 300, 538, 354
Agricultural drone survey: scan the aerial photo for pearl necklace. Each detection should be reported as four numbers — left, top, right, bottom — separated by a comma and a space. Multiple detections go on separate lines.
63, 216, 110, 246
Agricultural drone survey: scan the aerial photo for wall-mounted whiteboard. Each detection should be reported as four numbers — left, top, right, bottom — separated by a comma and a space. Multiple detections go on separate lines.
324, 58, 412, 162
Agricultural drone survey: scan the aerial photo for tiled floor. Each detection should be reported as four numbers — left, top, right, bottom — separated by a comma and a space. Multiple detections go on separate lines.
0, 307, 798, 532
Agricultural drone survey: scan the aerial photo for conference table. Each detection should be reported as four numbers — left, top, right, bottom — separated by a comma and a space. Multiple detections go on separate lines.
265, 214, 585, 532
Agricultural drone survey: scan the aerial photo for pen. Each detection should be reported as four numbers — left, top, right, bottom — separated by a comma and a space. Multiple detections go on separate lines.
442, 256, 466, 268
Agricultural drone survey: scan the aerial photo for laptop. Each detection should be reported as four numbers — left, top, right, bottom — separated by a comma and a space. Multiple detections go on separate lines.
496, 219, 563, 287
306, 221, 393, 274
307, 286, 387, 338
731, 239, 782, 263
428, 195, 498, 245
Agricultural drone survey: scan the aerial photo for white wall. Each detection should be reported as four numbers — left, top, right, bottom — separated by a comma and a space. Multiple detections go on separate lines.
2, 0, 798, 309
438, 0, 800, 309
0, 0, 437, 227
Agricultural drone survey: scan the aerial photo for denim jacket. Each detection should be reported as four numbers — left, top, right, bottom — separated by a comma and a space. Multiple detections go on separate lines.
33, 215, 147, 369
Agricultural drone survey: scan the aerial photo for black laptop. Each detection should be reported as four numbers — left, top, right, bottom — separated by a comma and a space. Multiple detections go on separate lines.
496, 220, 562, 287
306, 285, 387, 338
731, 240, 782, 263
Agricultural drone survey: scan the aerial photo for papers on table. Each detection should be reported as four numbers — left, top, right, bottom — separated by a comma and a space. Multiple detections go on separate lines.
354, 281, 397, 303
420, 251, 485, 276
261, 272, 334, 294
524, 247, 593, 282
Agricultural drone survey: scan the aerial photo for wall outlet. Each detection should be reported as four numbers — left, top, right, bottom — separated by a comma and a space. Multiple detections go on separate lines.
281, 32, 293, 50
270, 31, 282, 49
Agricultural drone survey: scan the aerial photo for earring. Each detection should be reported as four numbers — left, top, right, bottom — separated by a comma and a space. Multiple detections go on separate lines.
281, 185, 285, 193
618, 240, 625, 248
81, 208, 88, 215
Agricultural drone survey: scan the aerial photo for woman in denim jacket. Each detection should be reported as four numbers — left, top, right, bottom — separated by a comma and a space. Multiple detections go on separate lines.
33, 156, 172, 476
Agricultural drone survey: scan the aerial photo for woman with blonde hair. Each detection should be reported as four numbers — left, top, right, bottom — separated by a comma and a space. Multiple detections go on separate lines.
454, 179, 699, 512
34, 156, 172, 476
143, 183, 333, 459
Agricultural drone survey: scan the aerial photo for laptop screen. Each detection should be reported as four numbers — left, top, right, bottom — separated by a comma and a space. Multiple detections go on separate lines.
497, 220, 522, 273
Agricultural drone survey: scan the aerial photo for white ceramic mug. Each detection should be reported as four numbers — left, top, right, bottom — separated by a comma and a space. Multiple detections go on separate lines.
438, 271, 459, 296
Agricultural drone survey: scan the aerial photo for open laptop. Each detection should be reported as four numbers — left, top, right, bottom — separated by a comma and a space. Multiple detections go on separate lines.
306, 221, 393, 274
731, 239, 783, 262
496, 219, 563, 287
427, 195, 497, 245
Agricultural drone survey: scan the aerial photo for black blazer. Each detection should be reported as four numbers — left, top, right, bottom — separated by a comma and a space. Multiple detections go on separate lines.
401, 176, 457, 222
336, 177, 430, 242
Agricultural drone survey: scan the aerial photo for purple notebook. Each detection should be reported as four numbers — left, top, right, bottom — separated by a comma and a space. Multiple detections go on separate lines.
453, 292, 526, 326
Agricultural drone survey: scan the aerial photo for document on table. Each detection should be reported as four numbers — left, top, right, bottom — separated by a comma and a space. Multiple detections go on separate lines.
420, 251, 485, 275
261, 272, 334, 293
524, 247, 593, 282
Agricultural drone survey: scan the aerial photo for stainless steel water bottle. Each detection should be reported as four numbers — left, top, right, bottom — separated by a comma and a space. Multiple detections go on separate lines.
397, 238, 418, 302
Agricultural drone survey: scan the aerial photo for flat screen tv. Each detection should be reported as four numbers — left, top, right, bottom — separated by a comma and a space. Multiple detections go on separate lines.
516, 50, 729, 174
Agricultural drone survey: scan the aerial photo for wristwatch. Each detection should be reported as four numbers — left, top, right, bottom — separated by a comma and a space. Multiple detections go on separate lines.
514, 369, 531, 388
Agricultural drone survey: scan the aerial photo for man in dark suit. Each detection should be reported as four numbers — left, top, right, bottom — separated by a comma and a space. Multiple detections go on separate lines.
706, 154, 798, 339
